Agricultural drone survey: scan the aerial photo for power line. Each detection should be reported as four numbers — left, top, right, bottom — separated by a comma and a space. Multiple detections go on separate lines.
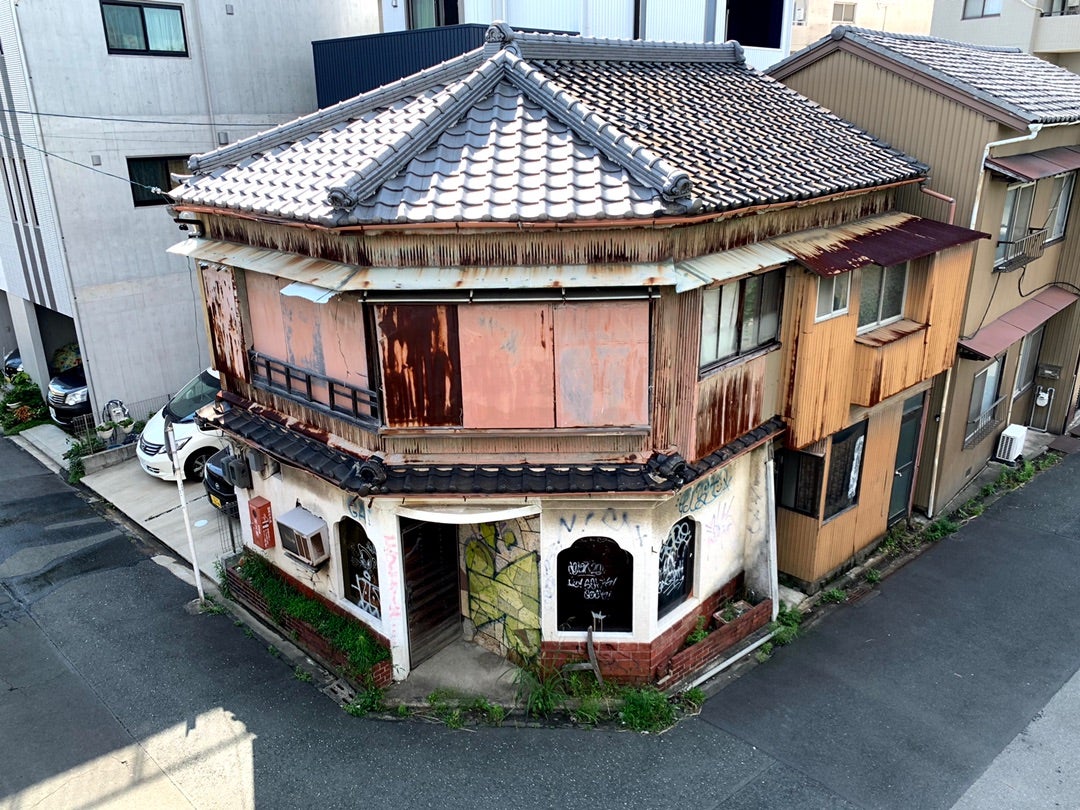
0, 106, 283, 129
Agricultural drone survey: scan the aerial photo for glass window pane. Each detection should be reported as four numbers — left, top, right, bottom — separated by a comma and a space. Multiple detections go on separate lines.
409, 0, 437, 28
144, 7, 185, 52
881, 264, 906, 320
858, 265, 883, 327
717, 283, 739, 359
739, 276, 761, 353
816, 277, 833, 319
1014, 184, 1035, 240
985, 0, 1003, 13
1050, 173, 1075, 240
700, 288, 720, 366
103, 3, 146, 50
758, 271, 781, 344
1014, 326, 1044, 396
833, 273, 850, 312
982, 359, 1001, 413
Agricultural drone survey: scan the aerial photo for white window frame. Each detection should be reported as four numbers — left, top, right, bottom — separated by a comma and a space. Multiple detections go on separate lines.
857, 262, 908, 334
832, 2, 856, 23
967, 357, 1004, 442
815, 274, 850, 322
1013, 325, 1044, 398
1047, 172, 1075, 242
996, 181, 1036, 266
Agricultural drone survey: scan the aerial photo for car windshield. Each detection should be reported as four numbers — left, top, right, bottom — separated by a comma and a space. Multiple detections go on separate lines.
164, 371, 219, 422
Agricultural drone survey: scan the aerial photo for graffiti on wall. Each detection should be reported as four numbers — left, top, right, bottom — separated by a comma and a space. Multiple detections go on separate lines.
464, 519, 541, 660
557, 508, 646, 545
676, 467, 732, 515
658, 518, 695, 617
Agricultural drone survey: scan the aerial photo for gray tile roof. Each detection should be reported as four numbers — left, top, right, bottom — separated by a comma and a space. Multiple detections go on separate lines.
173, 24, 924, 226
779, 27, 1080, 126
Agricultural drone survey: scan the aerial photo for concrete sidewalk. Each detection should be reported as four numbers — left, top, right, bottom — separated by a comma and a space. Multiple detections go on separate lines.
11, 423, 239, 585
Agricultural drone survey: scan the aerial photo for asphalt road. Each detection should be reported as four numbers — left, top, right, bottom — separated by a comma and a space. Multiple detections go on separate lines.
2, 437, 1079, 809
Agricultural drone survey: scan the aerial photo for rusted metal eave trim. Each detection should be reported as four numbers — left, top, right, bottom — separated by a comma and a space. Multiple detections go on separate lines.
172, 178, 921, 236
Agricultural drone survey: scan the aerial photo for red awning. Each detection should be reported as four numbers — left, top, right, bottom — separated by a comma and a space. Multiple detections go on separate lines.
774, 212, 988, 277
958, 286, 1078, 360
986, 146, 1080, 182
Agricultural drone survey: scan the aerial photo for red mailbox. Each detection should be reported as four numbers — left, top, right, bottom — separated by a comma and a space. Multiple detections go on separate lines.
248, 496, 275, 550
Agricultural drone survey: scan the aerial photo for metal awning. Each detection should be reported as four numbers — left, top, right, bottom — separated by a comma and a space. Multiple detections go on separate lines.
986, 146, 1080, 182
675, 242, 794, 288
169, 237, 700, 293
958, 286, 1078, 361
772, 212, 988, 277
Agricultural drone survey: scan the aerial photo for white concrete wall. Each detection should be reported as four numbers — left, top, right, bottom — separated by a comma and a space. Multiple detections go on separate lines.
791, 0, 933, 54
930, 0, 1038, 51
0, 0, 381, 412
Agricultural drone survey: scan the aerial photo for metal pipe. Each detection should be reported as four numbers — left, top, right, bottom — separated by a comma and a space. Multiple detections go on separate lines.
926, 366, 951, 517
919, 186, 956, 225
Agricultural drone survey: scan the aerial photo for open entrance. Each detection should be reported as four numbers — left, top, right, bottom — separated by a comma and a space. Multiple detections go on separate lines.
401, 517, 461, 669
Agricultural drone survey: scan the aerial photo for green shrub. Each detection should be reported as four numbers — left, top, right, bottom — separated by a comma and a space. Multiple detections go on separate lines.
820, 588, 847, 605
923, 516, 959, 542
685, 615, 709, 646
344, 686, 384, 717
619, 686, 676, 732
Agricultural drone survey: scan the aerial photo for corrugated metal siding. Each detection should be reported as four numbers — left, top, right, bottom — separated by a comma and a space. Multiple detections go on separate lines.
312, 25, 487, 108
201, 264, 246, 380
651, 287, 700, 455
693, 352, 767, 459
780, 51, 996, 226
377, 304, 462, 427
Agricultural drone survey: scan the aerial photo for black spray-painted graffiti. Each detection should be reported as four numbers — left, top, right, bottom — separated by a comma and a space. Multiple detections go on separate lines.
677, 467, 733, 515
343, 526, 381, 619
557, 536, 633, 632
658, 518, 695, 618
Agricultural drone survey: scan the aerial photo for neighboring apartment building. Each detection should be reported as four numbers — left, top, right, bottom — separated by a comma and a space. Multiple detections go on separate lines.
168, 24, 982, 682
931, 0, 1080, 73
773, 29, 1080, 527
790, 0, 933, 53
0, 0, 379, 421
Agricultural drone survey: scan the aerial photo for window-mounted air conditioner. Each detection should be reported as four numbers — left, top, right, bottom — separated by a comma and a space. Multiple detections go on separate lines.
995, 424, 1027, 463
276, 506, 330, 568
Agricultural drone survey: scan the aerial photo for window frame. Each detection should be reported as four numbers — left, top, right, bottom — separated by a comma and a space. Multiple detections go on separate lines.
857, 262, 908, 334
996, 181, 1036, 265
966, 356, 1005, 443
407, 0, 460, 29
1013, 325, 1045, 399
962, 0, 1003, 19
776, 448, 824, 518
832, 2, 857, 23
1047, 172, 1075, 243
815, 273, 851, 322
699, 268, 784, 373
823, 420, 868, 521
126, 155, 188, 207
100, 1, 188, 57
657, 518, 696, 619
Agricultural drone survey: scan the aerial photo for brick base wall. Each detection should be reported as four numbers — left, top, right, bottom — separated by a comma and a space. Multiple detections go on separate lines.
226, 564, 393, 688
540, 574, 768, 685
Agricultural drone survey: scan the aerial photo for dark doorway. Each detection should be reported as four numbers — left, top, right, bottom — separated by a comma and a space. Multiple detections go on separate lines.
401, 517, 461, 668
889, 395, 925, 525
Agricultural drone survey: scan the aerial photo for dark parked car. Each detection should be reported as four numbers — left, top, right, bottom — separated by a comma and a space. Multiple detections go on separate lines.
203, 447, 237, 515
46, 365, 91, 426
3, 348, 22, 379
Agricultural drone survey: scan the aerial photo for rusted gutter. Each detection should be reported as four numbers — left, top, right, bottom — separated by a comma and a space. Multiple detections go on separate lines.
919, 186, 956, 225
172, 177, 923, 235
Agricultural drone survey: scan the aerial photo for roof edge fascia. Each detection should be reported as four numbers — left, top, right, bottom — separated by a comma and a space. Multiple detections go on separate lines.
188, 47, 487, 175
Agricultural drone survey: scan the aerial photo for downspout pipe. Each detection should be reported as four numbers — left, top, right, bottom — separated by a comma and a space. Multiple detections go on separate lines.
968, 124, 1042, 230
920, 186, 956, 225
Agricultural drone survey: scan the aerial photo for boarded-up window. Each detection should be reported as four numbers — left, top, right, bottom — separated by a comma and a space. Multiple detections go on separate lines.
340, 518, 381, 620
245, 272, 370, 408
557, 536, 633, 633
377, 304, 462, 427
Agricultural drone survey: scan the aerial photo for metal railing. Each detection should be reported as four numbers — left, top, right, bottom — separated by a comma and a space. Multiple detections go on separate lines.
247, 350, 380, 427
994, 228, 1048, 273
1042, 0, 1080, 16
964, 394, 1007, 446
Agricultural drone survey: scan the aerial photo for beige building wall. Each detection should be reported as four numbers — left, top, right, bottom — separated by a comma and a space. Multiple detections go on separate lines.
790, 0, 933, 54
931, 0, 1080, 72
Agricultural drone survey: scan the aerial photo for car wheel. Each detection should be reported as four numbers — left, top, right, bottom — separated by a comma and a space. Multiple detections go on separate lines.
185, 448, 214, 482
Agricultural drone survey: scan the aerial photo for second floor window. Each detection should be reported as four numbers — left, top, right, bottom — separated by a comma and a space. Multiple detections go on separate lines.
102, 2, 187, 56
408, 0, 459, 28
699, 268, 783, 371
1048, 172, 1075, 242
832, 2, 856, 23
857, 262, 907, 333
127, 156, 188, 206
963, 0, 1003, 18
996, 181, 1035, 265
816, 273, 850, 322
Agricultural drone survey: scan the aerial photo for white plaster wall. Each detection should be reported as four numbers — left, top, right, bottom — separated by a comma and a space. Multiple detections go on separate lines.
929, 0, 1038, 51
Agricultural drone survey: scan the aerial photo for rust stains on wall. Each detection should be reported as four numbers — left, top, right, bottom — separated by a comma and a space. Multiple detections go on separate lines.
377, 305, 462, 427
201, 264, 247, 380
693, 359, 765, 460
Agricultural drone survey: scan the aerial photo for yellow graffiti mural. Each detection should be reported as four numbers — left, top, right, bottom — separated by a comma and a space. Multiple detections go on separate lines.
464, 522, 540, 659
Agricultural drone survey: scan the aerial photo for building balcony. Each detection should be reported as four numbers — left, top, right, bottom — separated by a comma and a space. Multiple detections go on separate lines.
1034, 4, 1080, 53
994, 228, 1048, 273
247, 349, 381, 428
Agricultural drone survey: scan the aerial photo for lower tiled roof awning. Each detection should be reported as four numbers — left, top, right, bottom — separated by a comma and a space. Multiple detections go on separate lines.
986, 146, 1080, 182
773, 212, 988, 277
958, 285, 1079, 361
210, 396, 786, 497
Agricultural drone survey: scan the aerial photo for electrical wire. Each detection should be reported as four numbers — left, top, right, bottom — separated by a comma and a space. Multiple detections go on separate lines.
0, 106, 276, 129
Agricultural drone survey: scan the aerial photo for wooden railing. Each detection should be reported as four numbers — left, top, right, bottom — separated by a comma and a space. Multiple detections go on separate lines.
248, 350, 380, 426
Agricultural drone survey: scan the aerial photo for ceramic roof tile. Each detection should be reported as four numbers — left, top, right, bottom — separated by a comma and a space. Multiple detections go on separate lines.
174, 25, 925, 225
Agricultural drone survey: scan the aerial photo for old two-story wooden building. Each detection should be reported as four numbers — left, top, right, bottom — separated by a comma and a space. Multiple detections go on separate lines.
773, 27, 1080, 526
168, 24, 983, 682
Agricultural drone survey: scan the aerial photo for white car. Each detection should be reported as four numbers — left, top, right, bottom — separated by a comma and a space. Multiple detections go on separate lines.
136, 369, 226, 481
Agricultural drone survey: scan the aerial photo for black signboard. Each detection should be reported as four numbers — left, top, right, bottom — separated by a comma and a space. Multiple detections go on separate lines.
557, 536, 633, 632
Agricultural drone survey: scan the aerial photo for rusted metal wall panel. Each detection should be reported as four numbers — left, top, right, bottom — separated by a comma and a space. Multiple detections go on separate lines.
458, 303, 555, 429
922, 246, 972, 375
200, 264, 246, 381
651, 288, 699, 455
245, 272, 289, 363
319, 294, 370, 393
693, 354, 766, 459
554, 300, 650, 428
850, 327, 926, 407
376, 305, 462, 427
383, 431, 651, 463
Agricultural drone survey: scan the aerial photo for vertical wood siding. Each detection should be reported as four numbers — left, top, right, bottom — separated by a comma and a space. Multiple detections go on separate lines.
377, 305, 462, 427
651, 288, 701, 455
201, 264, 247, 381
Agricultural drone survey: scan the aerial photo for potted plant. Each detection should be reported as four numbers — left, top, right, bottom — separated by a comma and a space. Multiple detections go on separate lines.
95, 421, 116, 441
118, 417, 134, 435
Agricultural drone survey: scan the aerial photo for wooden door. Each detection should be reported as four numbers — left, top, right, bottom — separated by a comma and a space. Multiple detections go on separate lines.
401, 518, 461, 669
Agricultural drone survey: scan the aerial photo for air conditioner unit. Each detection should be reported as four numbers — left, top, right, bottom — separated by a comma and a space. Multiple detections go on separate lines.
276, 506, 330, 568
221, 454, 252, 490
995, 424, 1028, 463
